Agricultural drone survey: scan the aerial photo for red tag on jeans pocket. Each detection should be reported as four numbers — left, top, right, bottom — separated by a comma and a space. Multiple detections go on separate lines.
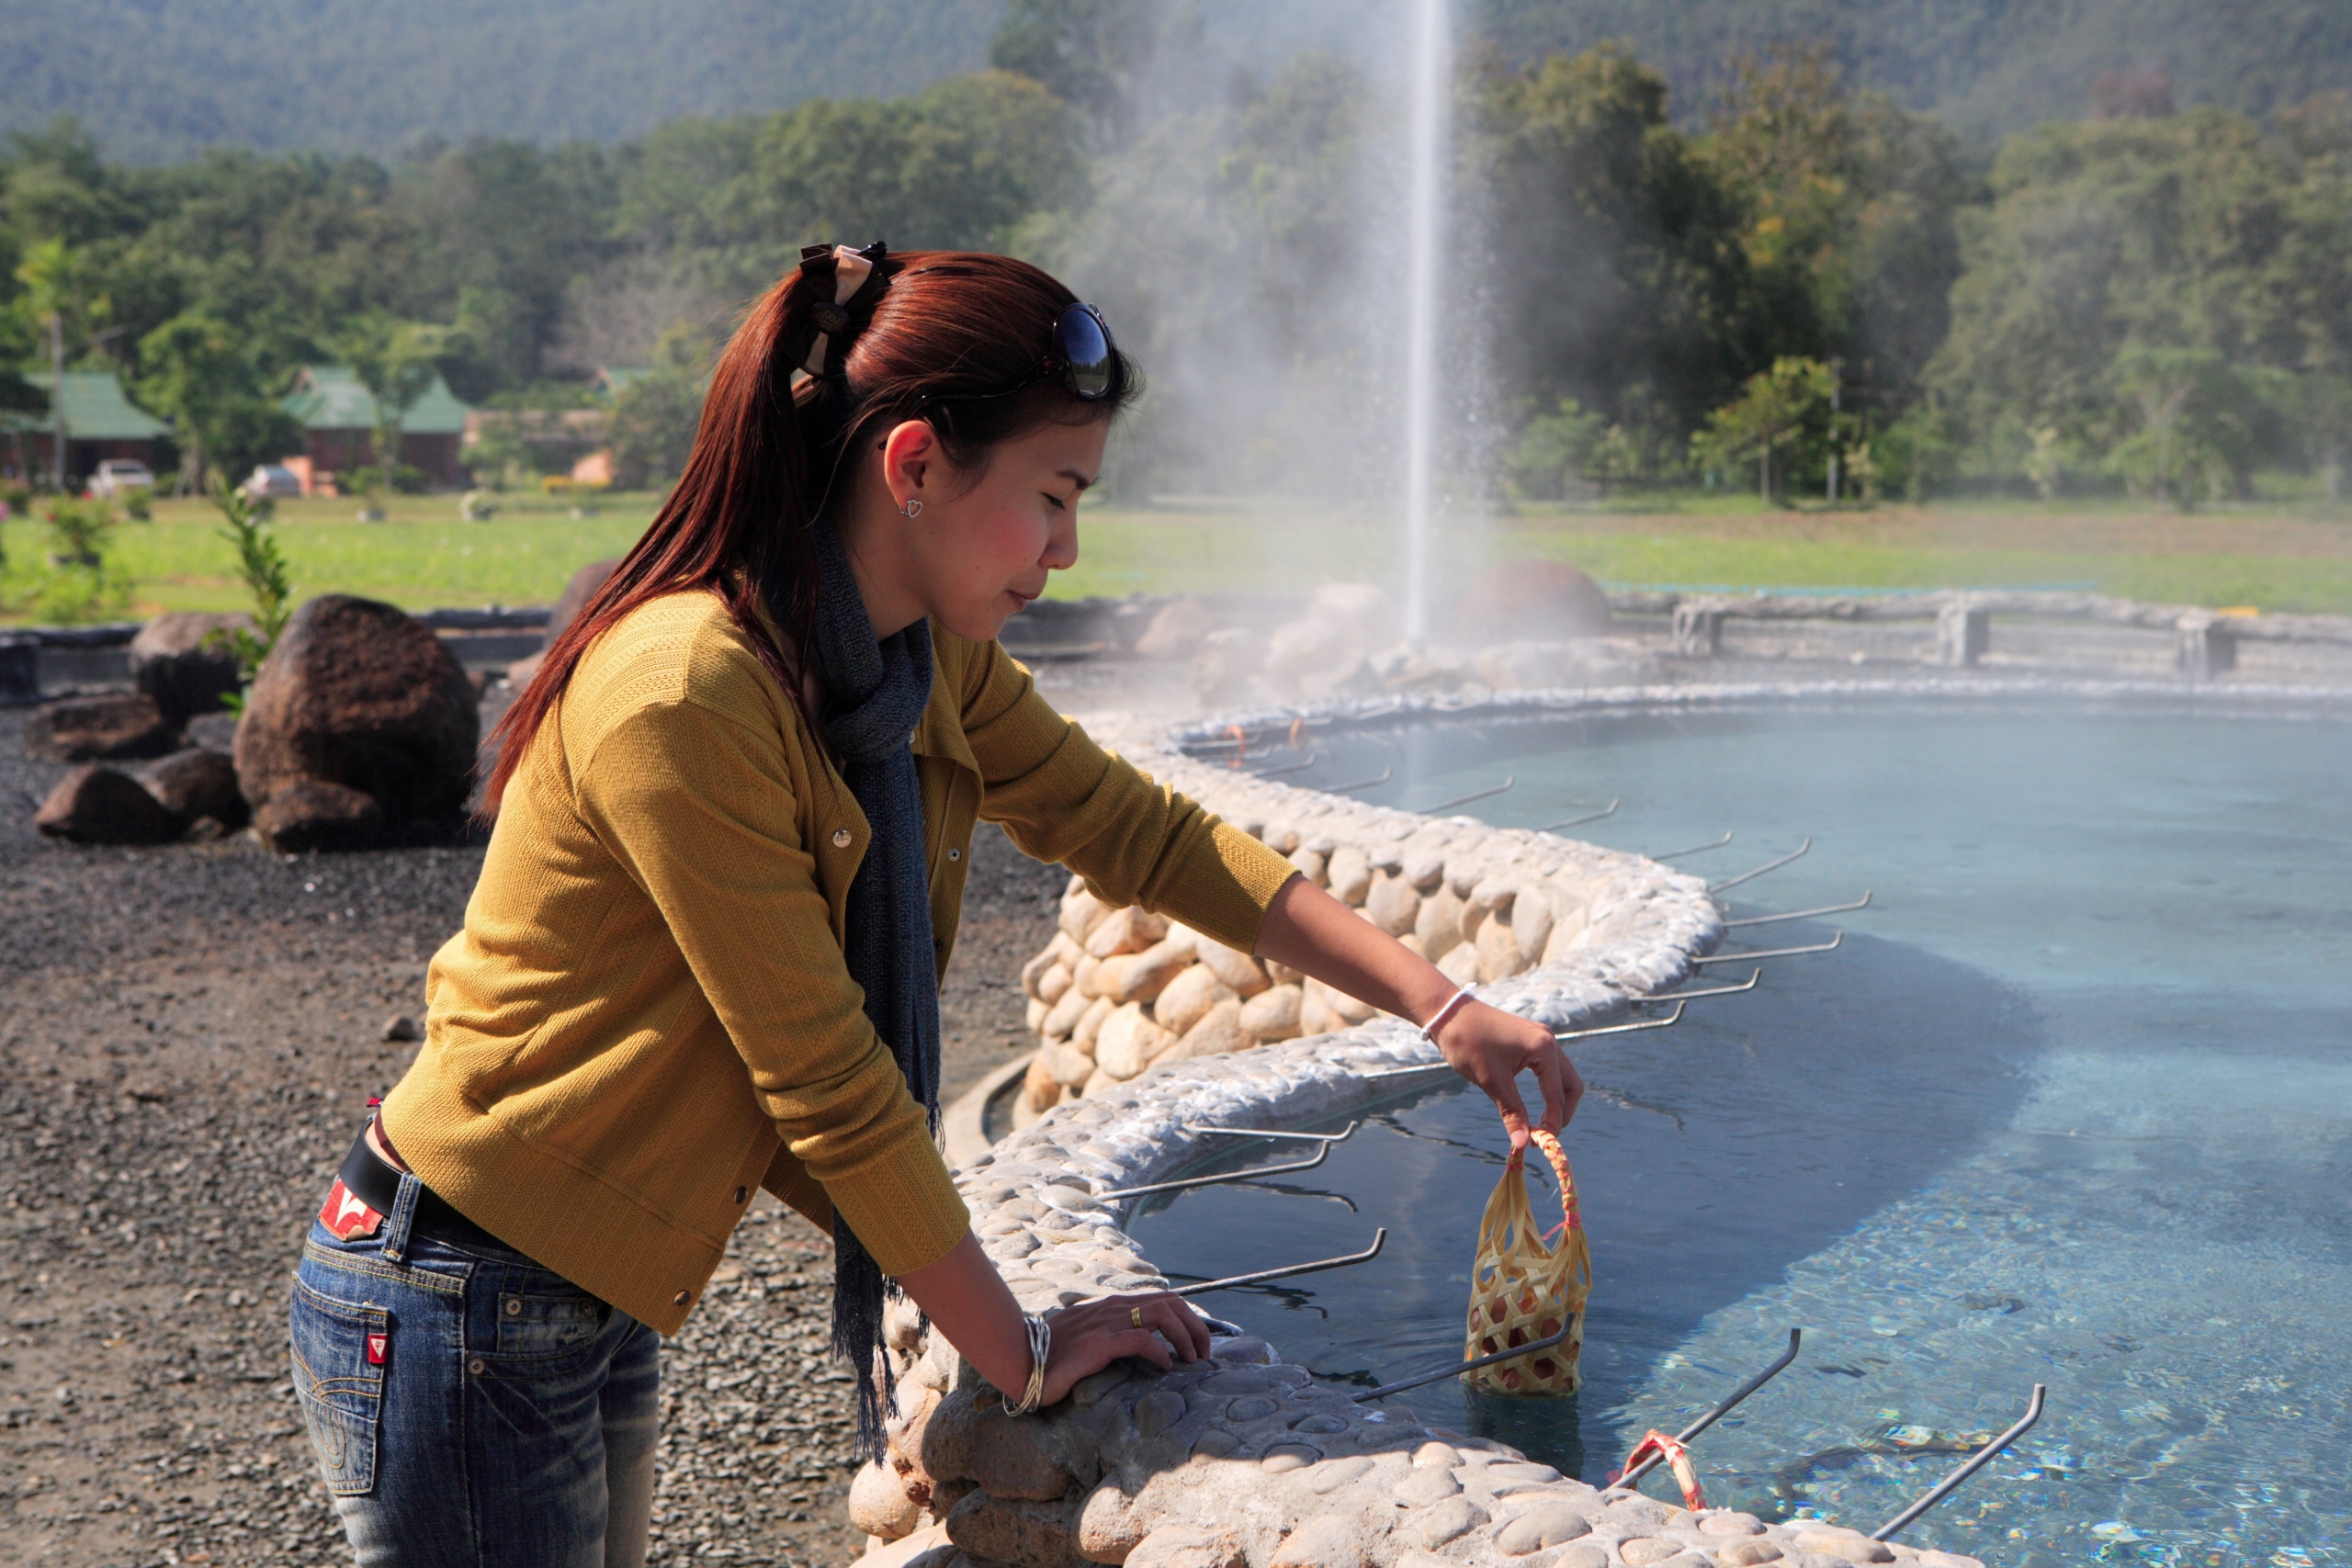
367, 1331, 389, 1366
319, 1178, 384, 1241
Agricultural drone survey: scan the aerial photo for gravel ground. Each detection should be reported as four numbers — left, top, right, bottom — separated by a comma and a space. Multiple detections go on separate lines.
0, 695, 1067, 1568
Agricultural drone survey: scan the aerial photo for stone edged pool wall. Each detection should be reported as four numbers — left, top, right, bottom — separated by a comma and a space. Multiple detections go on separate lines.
846, 704, 1991, 1568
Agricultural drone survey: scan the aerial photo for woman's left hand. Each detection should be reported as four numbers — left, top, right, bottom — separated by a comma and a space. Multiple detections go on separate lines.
1430, 998, 1582, 1154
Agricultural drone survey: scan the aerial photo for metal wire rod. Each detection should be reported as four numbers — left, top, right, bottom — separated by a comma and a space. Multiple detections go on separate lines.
1618, 1329, 1804, 1488
1323, 765, 1393, 794
1693, 932, 1842, 964
1722, 893, 1873, 928
1176, 1121, 1361, 1145
1359, 1060, 1454, 1081
1638, 968, 1761, 1002
1708, 838, 1813, 894
1557, 1000, 1685, 1041
1871, 1385, 2048, 1542
1170, 1228, 1388, 1296
1248, 752, 1321, 778
1424, 774, 1515, 813
1540, 799, 1619, 831
1650, 831, 1734, 861
1353, 1323, 1574, 1403
1099, 1140, 1334, 1201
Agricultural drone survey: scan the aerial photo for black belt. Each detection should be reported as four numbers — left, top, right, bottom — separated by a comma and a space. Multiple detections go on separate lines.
336, 1122, 510, 1251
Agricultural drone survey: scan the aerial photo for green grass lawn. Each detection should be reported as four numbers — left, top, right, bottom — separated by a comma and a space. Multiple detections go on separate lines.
5, 489, 2347, 622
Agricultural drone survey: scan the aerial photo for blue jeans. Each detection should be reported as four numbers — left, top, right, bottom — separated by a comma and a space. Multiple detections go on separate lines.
290, 1166, 662, 1567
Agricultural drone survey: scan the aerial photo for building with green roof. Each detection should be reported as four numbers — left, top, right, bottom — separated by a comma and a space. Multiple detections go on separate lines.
11, 371, 171, 489
282, 365, 472, 489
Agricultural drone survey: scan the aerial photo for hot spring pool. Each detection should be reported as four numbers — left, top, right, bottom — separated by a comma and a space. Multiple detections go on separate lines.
1127, 698, 2350, 1566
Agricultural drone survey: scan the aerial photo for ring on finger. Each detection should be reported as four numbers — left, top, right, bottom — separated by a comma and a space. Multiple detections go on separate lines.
1130, 1304, 1143, 1328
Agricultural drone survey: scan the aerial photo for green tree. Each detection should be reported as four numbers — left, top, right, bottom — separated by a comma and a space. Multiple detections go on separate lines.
1506, 397, 1606, 498
1694, 47, 1972, 407
14, 235, 108, 489
990, 0, 1160, 150
1928, 107, 2324, 490
135, 310, 302, 491
1467, 47, 1756, 465
1691, 356, 1838, 499
336, 310, 450, 489
609, 325, 714, 489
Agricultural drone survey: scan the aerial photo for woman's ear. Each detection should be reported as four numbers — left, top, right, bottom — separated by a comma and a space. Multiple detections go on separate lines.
881, 420, 938, 511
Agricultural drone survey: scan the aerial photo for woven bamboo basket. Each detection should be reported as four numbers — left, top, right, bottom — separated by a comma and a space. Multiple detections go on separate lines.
1461, 1127, 1589, 1394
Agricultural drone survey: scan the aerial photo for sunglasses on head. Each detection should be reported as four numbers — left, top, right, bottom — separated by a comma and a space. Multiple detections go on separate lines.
928, 302, 1119, 409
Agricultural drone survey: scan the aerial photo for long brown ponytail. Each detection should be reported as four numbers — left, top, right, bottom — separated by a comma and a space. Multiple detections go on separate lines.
481, 249, 1139, 813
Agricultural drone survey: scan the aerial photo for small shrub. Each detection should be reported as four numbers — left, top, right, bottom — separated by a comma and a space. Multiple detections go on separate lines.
28, 560, 132, 624
45, 495, 119, 566
207, 476, 295, 706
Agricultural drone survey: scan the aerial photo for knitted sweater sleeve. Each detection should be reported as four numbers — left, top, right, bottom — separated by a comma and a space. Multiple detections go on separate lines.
956, 639, 1299, 954
571, 694, 968, 1279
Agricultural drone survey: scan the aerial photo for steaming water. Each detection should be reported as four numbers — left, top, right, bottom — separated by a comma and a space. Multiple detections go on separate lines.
1129, 700, 2352, 1566
1398, 0, 1450, 641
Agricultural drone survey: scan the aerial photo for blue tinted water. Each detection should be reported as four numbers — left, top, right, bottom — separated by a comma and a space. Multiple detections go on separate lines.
1127, 702, 2352, 1566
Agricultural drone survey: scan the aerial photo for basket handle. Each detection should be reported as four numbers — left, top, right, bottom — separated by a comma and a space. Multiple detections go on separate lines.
1530, 1128, 1580, 1237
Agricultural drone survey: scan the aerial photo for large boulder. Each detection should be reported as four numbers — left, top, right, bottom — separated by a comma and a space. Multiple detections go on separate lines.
27, 692, 180, 761
1458, 560, 1611, 640
234, 595, 479, 839
504, 558, 619, 690
128, 612, 254, 723
36, 765, 187, 845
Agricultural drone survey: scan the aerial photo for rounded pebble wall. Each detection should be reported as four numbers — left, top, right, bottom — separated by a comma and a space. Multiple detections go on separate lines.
849, 702, 1986, 1568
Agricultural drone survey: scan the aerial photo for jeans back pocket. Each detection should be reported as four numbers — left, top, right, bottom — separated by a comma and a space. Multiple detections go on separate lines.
496, 1285, 608, 1357
289, 1278, 387, 1495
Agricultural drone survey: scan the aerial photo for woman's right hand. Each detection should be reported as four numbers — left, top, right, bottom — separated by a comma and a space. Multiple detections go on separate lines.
1036, 1290, 1211, 1405
898, 1235, 1213, 1413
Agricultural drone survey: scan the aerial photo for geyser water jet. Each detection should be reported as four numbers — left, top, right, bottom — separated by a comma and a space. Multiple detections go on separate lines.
1400, 0, 1451, 641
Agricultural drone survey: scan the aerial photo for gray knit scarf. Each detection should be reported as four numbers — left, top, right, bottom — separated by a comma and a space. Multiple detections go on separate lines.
800, 518, 941, 1461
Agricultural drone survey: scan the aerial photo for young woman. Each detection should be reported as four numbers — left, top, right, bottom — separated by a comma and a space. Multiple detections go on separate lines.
288, 243, 1581, 1568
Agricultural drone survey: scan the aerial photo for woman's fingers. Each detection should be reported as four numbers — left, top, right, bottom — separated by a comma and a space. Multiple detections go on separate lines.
1038, 1294, 1211, 1405
1531, 1039, 1579, 1134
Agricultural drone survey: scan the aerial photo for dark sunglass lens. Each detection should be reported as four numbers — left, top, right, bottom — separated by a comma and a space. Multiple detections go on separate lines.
1058, 304, 1113, 399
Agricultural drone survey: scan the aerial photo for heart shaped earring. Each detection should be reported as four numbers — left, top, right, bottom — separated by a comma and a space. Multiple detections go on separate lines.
899, 497, 923, 519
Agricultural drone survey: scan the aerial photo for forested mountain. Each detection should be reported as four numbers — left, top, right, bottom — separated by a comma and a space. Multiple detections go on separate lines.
1479, 0, 2352, 141
8, 0, 2349, 160
6, 1, 2348, 508
0, 0, 1005, 161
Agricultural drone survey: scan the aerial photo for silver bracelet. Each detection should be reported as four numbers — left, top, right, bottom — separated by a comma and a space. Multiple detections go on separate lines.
1003, 1312, 1051, 1416
1419, 986, 1474, 1044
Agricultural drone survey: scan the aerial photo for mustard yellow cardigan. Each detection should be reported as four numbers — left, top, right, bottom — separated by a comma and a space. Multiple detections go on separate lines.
380, 591, 1297, 1334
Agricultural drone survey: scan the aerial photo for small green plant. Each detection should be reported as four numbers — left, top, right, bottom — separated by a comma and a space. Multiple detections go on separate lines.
121, 485, 153, 522
208, 475, 295, 707
28, 560, 132, 623
45, 495, 119, 566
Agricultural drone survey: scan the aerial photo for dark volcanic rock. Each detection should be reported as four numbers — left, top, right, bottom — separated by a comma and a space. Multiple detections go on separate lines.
35, 764, 187, 844
129, 611, 254, 723
28, 692, 181, 761
234, 594, 479, 830
138, 747, 248, 829
253, 778, 385, 852
1458, 559, 1611, 640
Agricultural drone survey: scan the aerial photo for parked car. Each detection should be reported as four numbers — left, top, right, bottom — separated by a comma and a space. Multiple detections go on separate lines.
243, 464, 304, 499
89, 459, 156, 498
